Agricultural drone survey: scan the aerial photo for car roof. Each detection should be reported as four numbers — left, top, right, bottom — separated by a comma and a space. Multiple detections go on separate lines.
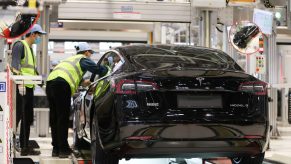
112, 44, 244, 72
114, 44, 226, 59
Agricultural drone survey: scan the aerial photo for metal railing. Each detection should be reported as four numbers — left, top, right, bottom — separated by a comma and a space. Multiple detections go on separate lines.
268, 83, 291, 138
268, 87, 279, 138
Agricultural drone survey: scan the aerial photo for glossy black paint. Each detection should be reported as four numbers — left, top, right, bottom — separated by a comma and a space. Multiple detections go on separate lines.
233, 25, 260, 49
74, 45, 270, 160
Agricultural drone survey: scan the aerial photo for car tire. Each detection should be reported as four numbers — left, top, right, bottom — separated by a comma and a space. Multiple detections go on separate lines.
91, 140, 119, 164
231, 153, 265, 164
91, 111, 119, 164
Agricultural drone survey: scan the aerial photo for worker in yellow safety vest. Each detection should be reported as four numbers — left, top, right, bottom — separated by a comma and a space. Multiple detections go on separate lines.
46, 42, 108, 158
11, 24, 46, 156
94, 64, 111, 98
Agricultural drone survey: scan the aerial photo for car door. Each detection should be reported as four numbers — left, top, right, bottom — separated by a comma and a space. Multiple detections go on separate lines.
85, 50, 126, 141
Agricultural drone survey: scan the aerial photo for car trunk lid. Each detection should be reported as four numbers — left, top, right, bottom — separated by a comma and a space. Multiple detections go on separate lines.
115, 68, 267, 123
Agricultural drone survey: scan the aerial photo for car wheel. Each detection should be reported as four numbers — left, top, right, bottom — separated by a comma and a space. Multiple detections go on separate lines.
91, 140, 119, 164
231, 153, 265, 164
91, 112, 119, 164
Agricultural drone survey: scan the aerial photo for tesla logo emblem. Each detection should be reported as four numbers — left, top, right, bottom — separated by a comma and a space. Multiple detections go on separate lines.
196, 77, 205, 86
126, 100, 138, 109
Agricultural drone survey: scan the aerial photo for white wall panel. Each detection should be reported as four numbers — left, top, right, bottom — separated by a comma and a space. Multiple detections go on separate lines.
61, 21, 154, 31
192, 0, 226, 8
49, 29, 148, 42
58, 1, 191, 22
277, 34, 291, 43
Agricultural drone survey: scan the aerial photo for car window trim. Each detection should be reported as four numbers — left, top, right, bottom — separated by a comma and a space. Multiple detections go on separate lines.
92, 50, 124, 86
108, 50, 125, 74
98, 49, 125, 72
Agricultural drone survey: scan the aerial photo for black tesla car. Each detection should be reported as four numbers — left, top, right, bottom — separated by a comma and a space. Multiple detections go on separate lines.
73, 45, 270, 164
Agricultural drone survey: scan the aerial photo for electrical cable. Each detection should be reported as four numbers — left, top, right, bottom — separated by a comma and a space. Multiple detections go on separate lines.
216, 22, 224, 33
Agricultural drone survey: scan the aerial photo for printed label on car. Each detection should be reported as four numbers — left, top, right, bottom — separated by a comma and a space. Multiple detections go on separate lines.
147, 103, 159, 107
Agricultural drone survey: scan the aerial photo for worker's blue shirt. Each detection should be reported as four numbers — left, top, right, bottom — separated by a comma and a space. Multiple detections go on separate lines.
79, 58, 108, 81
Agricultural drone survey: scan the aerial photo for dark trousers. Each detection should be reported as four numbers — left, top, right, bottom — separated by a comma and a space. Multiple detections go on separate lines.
46, 80, 71, 152
16, 87, 34, 149
16, 87, 22, 127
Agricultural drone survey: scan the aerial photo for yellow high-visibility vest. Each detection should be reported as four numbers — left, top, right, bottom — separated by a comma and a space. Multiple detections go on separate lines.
47, 54, 86, 95
20, 40, 37, 88
94, 65, 111, 98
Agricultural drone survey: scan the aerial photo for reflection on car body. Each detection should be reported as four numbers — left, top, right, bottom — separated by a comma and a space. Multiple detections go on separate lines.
73, 45, 270, 164
233, 25, 260, 49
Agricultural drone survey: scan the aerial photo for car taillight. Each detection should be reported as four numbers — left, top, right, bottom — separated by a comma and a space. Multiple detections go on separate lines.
126, 136, 154, 141
115, 79, 159, 94
243, 135, 263, 139
239, 81, 267, 95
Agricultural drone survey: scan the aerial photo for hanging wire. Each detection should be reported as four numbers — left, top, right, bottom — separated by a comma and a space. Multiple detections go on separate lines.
226, 0, 230, 6
216, 22, 224, 33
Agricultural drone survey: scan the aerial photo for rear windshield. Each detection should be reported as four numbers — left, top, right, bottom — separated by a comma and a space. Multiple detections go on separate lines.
131, 50, 243, 71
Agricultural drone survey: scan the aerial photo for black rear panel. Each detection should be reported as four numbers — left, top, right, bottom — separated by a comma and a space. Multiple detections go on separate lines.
116, 69, 268, 124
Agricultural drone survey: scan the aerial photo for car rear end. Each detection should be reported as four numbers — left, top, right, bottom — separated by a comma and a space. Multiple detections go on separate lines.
110, 47, 270, 158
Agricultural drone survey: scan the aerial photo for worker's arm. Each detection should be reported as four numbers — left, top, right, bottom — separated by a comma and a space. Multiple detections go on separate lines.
11, 41, 25, 75
79, 58, 108, 82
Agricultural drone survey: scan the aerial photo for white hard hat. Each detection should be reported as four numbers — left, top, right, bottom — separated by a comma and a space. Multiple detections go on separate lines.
75, 42, 95, 53
51, 60, 58, 66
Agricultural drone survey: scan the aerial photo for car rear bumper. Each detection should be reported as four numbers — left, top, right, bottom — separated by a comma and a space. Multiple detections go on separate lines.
113, 139, 265, 158
119, 123, 268, 140
108, 123, 269, 158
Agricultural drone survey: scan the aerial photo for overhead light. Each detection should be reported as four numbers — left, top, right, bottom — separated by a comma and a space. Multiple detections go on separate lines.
275, 12, 282, 19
